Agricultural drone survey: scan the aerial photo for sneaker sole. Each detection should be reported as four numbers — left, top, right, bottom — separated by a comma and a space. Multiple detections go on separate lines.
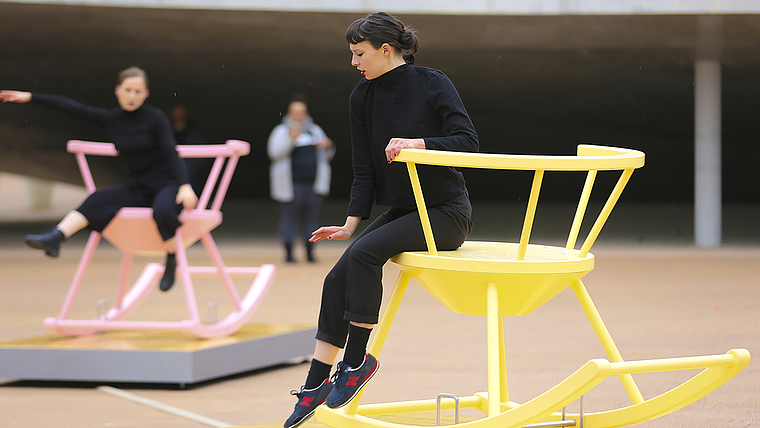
285, 406, 320, 428
326, 360, 379, 409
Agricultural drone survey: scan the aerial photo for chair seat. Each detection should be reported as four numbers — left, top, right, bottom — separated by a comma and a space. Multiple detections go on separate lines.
391, 242, 594, 316
102, 208, 222, 255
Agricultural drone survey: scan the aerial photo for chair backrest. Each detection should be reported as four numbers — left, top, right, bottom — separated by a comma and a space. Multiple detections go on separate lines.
66, 139, 250, 212
394, 144, 645, 259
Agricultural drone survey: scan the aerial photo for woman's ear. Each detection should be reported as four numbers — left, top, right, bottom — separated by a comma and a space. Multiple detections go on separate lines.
382, 43, 391, 56
114, 85, 120, 95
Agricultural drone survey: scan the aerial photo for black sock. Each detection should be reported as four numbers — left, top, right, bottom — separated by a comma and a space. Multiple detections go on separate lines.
304, 359, 332, 389
344, 324, 372, 368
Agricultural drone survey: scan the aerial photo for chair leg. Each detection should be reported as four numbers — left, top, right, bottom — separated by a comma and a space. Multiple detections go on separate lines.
571, 279, 644, 404
499, 307, 509, 405
57, 231, 101, 320
343, 270, 412, 416
114, 251, 133, 311
486, 282, 501, 417
175, 229, 200, 323
200, 232, 242, 310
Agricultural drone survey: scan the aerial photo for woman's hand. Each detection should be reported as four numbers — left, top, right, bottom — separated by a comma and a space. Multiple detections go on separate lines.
310, 226, 351, 242
310, 216, 361, 242
176, 184, 198, 210
385, 138, 425, 163
315, 137, 332, 150
0, 90, 32, 103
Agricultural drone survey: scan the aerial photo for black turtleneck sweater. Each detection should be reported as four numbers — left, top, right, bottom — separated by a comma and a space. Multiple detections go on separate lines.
347, 64, 479, 219
31, 93, 188, 192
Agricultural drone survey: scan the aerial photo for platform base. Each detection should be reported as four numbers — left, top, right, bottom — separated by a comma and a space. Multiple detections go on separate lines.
0, 323, 316, 385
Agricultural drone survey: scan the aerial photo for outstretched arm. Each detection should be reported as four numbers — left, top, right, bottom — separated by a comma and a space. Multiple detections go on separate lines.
3, 91, 109, 126
0, 90, 32, 103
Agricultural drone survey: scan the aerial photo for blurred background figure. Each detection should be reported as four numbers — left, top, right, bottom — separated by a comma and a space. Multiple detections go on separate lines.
268, 95, 335, 263
170, 103, 207, 191
0, 67, 197, 292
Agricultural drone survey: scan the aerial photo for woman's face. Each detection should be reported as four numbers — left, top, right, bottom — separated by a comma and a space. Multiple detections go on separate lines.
350, 41, 388, 80
114, 76, 149, 111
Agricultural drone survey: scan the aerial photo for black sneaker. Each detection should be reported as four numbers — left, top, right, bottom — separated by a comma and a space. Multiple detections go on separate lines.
325, 353, 379, 409
284, 379, 333, 428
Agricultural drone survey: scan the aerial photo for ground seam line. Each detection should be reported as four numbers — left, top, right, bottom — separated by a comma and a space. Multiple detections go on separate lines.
96, 385, 233, 427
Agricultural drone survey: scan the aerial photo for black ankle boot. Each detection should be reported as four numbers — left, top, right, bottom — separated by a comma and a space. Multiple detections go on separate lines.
306, 241, 316, 263
285, 242, 295, 263
25, 228, 65, 257
160, 253, 176, 292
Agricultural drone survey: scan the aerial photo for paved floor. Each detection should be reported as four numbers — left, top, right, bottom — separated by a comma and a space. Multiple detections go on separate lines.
0, 174, 758, 428
0, 235, 758, 428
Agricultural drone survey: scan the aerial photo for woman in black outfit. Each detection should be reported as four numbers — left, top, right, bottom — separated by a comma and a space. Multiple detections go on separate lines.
284, 12, 478, 428
0, 67, 197, 292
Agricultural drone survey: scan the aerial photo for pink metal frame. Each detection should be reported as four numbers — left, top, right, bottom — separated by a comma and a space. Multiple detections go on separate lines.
43, 140, 275, 338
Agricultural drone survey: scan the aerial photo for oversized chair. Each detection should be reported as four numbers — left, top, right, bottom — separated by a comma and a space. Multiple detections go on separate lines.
43, 140, 275, 339
317, 145, 749, 428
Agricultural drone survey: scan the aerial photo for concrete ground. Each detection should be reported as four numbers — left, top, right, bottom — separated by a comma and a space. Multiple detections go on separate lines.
0, 235, 758, 428
0, 177, 758, 428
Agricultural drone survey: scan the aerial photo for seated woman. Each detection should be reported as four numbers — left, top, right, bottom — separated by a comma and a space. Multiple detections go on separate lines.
0, 66, 197, 291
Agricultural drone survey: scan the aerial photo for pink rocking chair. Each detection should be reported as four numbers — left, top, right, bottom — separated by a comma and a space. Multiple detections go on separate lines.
43, 140, 275, 339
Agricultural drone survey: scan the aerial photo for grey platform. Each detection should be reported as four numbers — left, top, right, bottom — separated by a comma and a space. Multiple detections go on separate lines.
0, 324, 316, 385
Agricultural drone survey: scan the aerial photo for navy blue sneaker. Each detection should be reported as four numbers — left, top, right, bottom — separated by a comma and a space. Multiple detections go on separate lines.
325, 353, 379, 409
284, 379, 333, 428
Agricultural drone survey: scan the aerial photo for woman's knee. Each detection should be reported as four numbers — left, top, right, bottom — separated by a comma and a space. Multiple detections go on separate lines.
348, 241, 384, 267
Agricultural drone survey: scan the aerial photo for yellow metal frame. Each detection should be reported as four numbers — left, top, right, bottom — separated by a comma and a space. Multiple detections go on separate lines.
316, 145, 750, 428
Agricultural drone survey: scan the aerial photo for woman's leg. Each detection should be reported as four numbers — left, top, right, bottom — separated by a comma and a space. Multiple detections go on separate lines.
343, 206, 470, 325
25, 184, 141, 257
152, 184, 183, 291
279, 201, 297, 262
57, 210, 89, 238
314, 211, 400, 349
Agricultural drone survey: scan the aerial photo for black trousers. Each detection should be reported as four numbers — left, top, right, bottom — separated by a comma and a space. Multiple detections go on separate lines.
315, 193, 472, 349
76, 183, 182, 241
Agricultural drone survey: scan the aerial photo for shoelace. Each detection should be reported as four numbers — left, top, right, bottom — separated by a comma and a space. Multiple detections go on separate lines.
330, 362, 347, 383
290, 387, 303, 398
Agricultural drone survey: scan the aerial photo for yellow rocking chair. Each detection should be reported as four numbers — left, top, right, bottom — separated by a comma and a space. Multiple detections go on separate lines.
316, 144, 749, 428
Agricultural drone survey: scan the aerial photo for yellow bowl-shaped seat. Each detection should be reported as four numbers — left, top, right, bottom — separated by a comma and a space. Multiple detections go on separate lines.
392, 241, 594, 316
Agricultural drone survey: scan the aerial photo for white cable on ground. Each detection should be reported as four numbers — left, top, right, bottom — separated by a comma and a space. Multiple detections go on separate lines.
97, 385, 233, 427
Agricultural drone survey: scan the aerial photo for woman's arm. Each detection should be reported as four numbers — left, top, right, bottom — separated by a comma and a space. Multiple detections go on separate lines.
421, 70, 479, 153
2, 91, 110, 127
310, 216, 361, 242
346, 87, 377, 219
154, 109, 197, 209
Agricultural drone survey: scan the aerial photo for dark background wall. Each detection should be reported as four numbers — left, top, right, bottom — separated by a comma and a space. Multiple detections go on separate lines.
1, 4, 758, 205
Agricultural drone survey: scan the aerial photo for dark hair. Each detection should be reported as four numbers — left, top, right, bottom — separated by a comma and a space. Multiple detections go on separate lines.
117, 67, 149, 88
346, 12, 420, 65
290, 93, 309, 105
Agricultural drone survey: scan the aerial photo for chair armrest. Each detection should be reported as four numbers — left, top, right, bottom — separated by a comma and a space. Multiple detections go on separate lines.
67, 140, 118, 156
394, 145, 644, 171
176, 140, 251, 158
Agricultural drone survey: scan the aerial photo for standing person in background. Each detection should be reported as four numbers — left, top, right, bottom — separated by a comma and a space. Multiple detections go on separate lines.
170, 103, 207, 191
283, 12, 478, 428
0, 67, 197, 292
268, 95, 335, 263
